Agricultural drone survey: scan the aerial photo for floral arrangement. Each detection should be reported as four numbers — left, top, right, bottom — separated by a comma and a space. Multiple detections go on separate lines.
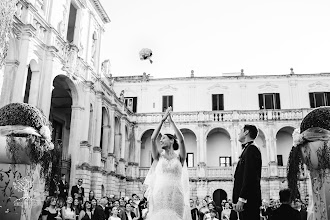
0, 103, 54, 178
139, 48, 153, 64
287, 107, 330, 200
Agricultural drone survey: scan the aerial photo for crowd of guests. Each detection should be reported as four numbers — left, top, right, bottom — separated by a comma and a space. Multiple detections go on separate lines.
41, 175, 149, 220
41, 175, 308, 220
189, 191, 309, 220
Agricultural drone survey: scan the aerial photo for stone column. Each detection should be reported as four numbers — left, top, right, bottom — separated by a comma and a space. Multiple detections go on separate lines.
120, 118, 126, 159
68, 106, 84, 191
81, 82, 93, 142
267, 126, 278, 177
108, 108, 115, 154
0, 60, 19, 107
12, 25, 36, 103
39, 46, 57, 118
94, 91, 103, 149
102, 125, 110, 158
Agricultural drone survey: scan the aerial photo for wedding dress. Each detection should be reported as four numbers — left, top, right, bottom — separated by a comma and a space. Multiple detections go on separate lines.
144, 151, 191, 220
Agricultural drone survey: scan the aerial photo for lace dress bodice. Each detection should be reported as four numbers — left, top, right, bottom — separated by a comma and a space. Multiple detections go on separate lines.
147, 153, 187, 220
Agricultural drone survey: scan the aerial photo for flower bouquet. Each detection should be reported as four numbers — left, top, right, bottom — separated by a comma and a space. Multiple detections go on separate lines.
139, 48, 153, 64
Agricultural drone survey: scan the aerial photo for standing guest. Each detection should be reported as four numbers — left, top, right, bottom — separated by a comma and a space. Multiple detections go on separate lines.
271, 189, 300, 220
141, 202, 149, 220
78, 201, 92, 220
221, 200, 226, 209
62, 197, 76, 220
93, 197, 109, 220
199, 199, 209, 220
129, 199, 140, 219
204, 202, 219, 220
221, 202, 231, 220
90, 198, 97, 218
72, 179, 84, 202
190, 199, 199, 220
118, 199, 127, 220
294, 199, 307, 220
42, 196, 59, 220
71, 179, 85, 204
73, 198, 82, 219
232, 124, 262, 220
113, 200, 126, 220
109, 206, 121, 220
124, 203, 138, 220
196, 198, 202, 210
89, 191, 95, 201
144, 107, 191, 220
59, 174, 69, 201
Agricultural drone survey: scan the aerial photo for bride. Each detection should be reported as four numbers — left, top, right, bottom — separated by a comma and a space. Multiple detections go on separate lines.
144, 107, 192, 220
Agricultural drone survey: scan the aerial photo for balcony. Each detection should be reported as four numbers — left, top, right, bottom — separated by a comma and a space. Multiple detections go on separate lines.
139, 166, 282, 179
134, 109, 312, 124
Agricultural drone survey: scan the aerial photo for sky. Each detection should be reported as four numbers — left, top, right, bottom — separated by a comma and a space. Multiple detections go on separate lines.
99, 0, 330, 78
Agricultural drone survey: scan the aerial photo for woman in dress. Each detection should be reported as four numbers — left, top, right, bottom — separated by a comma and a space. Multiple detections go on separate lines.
73, 198, 81, 219
42, 196, 59, 220
199, 199, 209, 220
220, 202, 231, 220
144, 107, 191, 220
109, 206, 121, 220
62, 197, 76, 220
78, 201, 92, 220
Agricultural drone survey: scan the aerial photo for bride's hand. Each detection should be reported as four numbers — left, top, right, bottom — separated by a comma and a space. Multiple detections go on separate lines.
162, 107, 172, 122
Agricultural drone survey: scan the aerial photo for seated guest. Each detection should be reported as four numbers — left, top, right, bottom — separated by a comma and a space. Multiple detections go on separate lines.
271, 189, 300, 220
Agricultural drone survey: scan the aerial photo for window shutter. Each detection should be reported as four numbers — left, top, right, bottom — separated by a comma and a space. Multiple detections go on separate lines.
309, 93, 315, 108
169, 96, 173, 109
133, 97, 137, 113
326, 92, 330, 106
275, 93, 281, 109
258, 94, 264, 109
212, 94, 217, 110
219, 94, 224, 110
162, 96, 167, 112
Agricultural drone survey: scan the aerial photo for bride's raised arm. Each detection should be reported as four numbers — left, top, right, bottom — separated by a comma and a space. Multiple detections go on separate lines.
150, 107, 171, 161
168, 109, 186, 165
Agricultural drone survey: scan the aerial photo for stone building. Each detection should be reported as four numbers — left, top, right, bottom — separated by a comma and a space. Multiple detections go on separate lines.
1, 0, 330, 204
112, 72, 330, 204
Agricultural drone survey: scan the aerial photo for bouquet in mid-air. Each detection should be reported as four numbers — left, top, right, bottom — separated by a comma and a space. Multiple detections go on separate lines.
139, 48, 153, 64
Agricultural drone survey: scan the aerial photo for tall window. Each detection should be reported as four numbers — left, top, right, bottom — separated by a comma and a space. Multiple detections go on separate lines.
124, 97, 137, 113
51, 120, 63, 142
277, 155, 283, 166
258, 93, 281, 109
162, 95, 173, 112
67, 3, 77, 43
309, 92, 330, 108
23, 66, 32, 103
219, 156, 231, 167
212, 94, 224, 110
186, 153, 194, 168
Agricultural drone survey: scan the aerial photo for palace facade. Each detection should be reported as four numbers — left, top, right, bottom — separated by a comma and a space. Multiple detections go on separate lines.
1, 0, 330, 205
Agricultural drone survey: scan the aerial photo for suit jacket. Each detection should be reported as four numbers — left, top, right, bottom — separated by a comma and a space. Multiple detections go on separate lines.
271, 204, 300, 220
233, 142, 262, 207
298, 208, 307, 220
124, 211, 136, 220
93, 205, 108, 220
71, 185, 84, 200
191, 208, 199, 220
58, 180, 69, 199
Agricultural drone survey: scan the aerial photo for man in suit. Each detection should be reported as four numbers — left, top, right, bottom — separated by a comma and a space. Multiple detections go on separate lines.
232, 124, 262, 220
271, 189, 300, 220
58, 174, 69, 200
94, 197, 109, 220
294, 199, 307, 220
190, 199, 200, 220
71, 178, 84, 203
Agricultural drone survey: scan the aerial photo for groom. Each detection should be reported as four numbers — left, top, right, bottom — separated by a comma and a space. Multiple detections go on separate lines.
232, 124, 262, 220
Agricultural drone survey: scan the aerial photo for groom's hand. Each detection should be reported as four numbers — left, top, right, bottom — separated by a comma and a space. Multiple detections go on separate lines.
234, 201, 244, 212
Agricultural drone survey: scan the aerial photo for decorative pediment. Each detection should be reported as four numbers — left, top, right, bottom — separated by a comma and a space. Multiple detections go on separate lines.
159, 85, 178, 92
308, 81, 329, 88
258, 82, 279, 90
207, 83, 228, 90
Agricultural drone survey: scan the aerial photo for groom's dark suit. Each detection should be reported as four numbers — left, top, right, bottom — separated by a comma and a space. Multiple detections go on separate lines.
233, 141, 262, 220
